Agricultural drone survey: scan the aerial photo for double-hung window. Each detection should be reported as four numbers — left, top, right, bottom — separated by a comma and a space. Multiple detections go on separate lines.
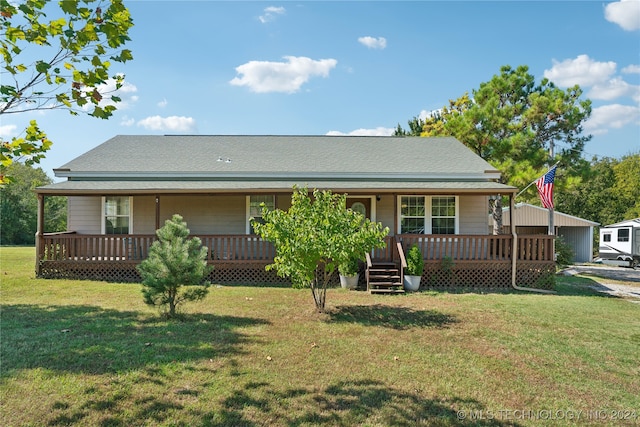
247, 195, 275, 234
103, 196, 131, 234
399, 195, 458, 234
431, 196, 457, 234
400, 196, 426, 234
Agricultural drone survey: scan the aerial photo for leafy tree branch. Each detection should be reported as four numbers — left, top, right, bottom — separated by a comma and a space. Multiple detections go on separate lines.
0, 0, 134, 183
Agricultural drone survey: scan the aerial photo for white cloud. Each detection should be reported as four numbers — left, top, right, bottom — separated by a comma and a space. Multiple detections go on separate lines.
0, 123, 18, 138
622, 64, 640, 74
326, 127, 395, 136
157, 98, 168, 108
230, 56, 338, 93
605, 0, 640, 31
259, 6, 285, 23
358, 36, 387, 49
543, 54, 617, 87
584, 104, 640, 135
137, 115, 196, 133
588, 77, 640, 102
120, 116, 135, 127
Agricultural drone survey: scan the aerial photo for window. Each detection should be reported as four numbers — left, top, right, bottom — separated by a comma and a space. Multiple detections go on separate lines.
618, 229, 630, 242
400, 196, 425, 234
351, 202, 366, 217
399, 195, 458, 234
247, 195, 275, 234
103, 196, 131, 234
431, 196, 456, 235
603, 233, 612, 242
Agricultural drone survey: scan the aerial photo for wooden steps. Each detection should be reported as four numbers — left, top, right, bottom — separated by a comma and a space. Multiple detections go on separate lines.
367, 262, 404, 294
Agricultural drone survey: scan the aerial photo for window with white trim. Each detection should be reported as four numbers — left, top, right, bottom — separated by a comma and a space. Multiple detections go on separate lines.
400, 196, 426, 234
247, 195, 275, 234
398, 195, 458, 234
431, 196, 457, 234
103, 196, 131, 234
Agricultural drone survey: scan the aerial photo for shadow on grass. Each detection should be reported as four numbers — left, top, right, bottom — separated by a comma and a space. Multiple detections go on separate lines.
328, 304, 457, 330
554, 275, 623, 297
1, 304, 270, 376
42, 379, 519, 426
199, 380, 521, 426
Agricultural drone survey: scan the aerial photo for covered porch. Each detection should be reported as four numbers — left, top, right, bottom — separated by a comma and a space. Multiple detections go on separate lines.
37, 231, 555, 290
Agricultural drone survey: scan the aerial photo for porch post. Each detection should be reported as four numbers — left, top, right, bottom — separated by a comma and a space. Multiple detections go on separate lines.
393, 193, 398, 236
35, 193, 44, 276
510, 193, 517, 288
155, 195, 160, 230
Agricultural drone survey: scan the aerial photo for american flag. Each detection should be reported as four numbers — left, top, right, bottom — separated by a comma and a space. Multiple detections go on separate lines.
535, 165, 557, 209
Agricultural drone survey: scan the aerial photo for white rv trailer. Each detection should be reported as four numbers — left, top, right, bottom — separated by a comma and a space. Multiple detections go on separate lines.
598, 218, 640, 268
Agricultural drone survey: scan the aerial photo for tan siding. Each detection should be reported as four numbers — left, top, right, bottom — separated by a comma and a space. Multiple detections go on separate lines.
376, 195, 396, 235
503, 204, 598, 227
158, 195, 246, 234
459, 195, 489, 235
67, 193, 491, 237
67, 196, 102, 233
133, 196, 156, 234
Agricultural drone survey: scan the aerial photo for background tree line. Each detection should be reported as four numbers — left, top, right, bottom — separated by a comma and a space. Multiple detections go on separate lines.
0, 162, 66, 245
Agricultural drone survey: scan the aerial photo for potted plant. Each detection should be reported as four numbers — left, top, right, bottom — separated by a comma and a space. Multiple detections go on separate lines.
404, 244, 423, 291
338, 256, 360, 289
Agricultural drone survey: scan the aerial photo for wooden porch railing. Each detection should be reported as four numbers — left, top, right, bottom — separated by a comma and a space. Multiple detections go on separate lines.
39, 233, 555, 263
39, 233, 276, 262
399, 234, 554, 262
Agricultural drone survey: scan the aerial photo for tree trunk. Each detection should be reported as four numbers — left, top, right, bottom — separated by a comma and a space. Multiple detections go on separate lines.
168, 288, 177, 318
491, 196, 504, 235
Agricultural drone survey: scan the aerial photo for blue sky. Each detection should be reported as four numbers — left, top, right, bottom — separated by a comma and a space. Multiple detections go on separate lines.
2, 0, 639, 180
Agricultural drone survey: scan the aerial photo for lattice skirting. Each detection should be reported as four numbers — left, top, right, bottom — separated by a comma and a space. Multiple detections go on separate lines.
39, 261, 142, 283
421, 260, 555, 290
38, 260, 290, 285
38, 260, 554, 289
209, 262, 288, 285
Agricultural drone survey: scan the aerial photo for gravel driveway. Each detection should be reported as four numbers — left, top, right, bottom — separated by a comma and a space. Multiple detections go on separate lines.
561, 264, 640, 301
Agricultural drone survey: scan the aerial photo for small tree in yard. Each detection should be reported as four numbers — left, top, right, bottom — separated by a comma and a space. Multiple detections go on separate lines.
252, 187, 389, 313
137, 214, 211, 318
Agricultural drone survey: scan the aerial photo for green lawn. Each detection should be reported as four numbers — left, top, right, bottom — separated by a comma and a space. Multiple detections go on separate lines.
1, 247, 639, 426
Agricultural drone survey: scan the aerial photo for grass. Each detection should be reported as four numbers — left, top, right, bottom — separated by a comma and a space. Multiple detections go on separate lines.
1, 246, 639, 426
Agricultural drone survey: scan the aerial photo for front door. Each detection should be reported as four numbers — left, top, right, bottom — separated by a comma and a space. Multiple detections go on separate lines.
348, 197, 371, 220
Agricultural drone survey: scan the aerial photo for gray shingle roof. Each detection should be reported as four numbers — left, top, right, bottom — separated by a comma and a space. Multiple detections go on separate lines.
55, 135, 495, 175
38, 135, 516, 194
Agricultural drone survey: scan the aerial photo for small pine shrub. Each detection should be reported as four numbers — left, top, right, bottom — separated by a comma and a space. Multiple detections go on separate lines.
137, 214, 212, 318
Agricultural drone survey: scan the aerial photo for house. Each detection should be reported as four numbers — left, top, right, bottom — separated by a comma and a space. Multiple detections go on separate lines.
34, 135, 555, 290
497, 203, 599, 263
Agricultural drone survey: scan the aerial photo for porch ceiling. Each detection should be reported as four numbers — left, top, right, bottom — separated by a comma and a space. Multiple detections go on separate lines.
36, 179, 517, 195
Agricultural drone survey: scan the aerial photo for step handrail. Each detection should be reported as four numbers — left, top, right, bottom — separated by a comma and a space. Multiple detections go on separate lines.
396, 242, 406, 285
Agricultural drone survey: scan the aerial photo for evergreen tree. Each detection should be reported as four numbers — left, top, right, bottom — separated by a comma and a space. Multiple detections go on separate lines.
137, 214, 211, 318
398, 65, 592, 233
